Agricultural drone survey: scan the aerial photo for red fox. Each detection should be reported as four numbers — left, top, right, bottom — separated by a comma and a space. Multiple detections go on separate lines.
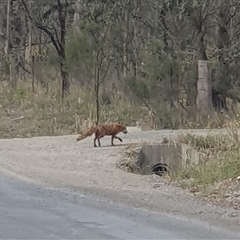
76, 123, 128, 147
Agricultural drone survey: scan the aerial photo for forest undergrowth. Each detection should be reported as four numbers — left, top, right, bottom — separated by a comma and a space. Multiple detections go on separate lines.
0, 80, 239, 138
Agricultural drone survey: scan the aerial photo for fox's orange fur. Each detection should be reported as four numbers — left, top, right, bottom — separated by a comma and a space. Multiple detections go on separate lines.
76, 123, 128, 147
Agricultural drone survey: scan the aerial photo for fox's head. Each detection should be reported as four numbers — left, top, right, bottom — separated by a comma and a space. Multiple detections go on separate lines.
121, 125, 128, 134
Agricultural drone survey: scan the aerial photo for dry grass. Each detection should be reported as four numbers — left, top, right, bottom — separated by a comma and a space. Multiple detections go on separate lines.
1, 79, 240, 139
0, 80, 146, 138
117, 144, 143, 174
177, 133, 237, 151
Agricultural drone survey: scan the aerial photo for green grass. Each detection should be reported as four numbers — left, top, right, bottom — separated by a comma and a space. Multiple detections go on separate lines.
174, 132, 240, 191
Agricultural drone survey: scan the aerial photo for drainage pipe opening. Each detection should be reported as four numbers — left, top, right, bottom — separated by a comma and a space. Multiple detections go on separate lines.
151, 163, 170, 177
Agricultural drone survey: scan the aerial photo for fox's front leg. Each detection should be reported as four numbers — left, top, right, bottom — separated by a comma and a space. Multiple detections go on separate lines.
111, 135, 122, 146
114, 136, 122, 142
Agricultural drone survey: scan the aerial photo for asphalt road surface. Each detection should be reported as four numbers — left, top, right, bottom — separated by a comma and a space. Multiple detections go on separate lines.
0, 173, 239, 239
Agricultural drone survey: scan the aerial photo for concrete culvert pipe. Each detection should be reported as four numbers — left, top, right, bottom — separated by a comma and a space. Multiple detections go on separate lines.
151, 163, 170, 177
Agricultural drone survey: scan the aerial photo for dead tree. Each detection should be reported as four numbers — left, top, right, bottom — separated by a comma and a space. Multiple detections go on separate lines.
22, 0, 70, 98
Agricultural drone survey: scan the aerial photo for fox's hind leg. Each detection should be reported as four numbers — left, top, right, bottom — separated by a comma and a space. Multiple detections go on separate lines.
94, 137, 97, 147
94, 137, 101, 147
97, 138, 101, 147
94, 131, 103, 147
94, 131, 99, 147
111, 135, 115, 146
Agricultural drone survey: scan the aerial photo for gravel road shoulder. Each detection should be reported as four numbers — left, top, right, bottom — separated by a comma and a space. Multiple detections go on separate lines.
0, 129, 240, 232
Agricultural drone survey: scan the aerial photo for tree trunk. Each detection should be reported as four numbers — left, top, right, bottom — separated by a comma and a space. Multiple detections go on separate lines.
214, 0, 230, 111
28, 0, 34, 91
95, 83, 100, 125
59, 0, 69, 98
5, 0, 12, 86
123, 2, 129, 78
60, 58, 69, 99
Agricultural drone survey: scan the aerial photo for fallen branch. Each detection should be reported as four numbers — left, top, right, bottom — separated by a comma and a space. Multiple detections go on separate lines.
11, 116, 24, 121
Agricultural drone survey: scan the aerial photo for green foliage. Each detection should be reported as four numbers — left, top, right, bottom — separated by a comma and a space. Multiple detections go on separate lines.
128, 77, 149, 100
66, 33, 93, 75
16, 87, 27, 100
176, 154, 240, 187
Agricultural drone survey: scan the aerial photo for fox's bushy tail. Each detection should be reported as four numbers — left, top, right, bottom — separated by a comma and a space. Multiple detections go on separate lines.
76, 126, 97, 141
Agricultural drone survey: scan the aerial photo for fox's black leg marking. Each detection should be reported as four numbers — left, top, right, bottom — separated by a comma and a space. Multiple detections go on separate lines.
111, 135, 115, 146
97, 135, 104, 147
115, 136, 122, 142
94, 132, 98, 147
94, 138, 97, 147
